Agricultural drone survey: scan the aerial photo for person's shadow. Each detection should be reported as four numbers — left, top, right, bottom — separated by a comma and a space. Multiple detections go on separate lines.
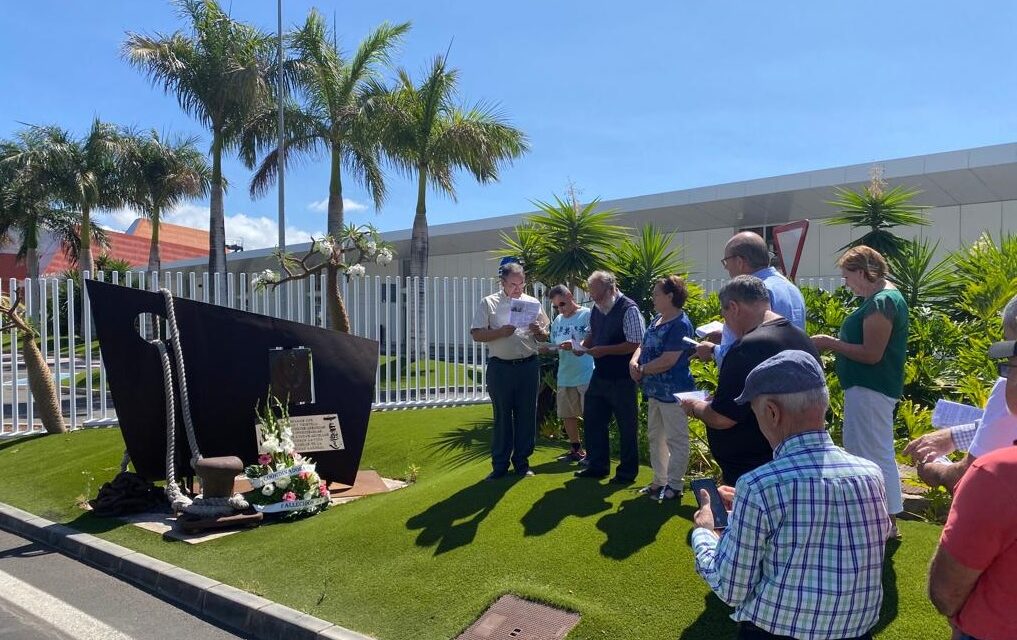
872, 538, 900, 635
678, 592, 736, 639
406, 475, 519, 555
596, 496, 692, 560
520, 477, 618, 537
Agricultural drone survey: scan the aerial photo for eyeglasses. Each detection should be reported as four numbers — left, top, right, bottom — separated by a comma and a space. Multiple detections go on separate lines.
721, 254, 742, 268
998, 362, 1015, 378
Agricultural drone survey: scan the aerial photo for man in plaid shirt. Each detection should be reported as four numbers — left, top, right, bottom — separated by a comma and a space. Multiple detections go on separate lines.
692, 350, 891, 640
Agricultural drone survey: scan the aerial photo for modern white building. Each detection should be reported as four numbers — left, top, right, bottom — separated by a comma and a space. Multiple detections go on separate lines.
165, 141, 1017, 285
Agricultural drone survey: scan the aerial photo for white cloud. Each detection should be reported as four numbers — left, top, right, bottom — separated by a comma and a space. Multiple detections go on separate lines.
95, 203, 322, 251
307, 197, 367, 213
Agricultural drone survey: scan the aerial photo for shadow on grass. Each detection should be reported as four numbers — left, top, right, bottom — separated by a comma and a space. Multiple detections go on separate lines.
406, 475, 521, 555
425, 420, 493, 467
872, 538, 900, 635
678, 593, 736, 639
596, 496, 692, 560
520, 477, 619, 537
0, 433, 46, 453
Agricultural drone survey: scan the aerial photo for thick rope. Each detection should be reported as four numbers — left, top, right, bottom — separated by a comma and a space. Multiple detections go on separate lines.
154, 289, 248, 516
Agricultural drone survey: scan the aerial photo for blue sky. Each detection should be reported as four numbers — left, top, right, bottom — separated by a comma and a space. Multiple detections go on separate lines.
3, 1, 1016, 249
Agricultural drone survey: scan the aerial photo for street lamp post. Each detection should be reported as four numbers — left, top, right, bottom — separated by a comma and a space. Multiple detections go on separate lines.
277, 0, 286, 251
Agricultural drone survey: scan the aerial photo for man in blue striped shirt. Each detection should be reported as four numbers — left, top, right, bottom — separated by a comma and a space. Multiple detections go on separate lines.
692, 350, 891, 640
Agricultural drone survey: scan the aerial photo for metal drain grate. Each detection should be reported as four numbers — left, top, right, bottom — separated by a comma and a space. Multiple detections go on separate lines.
456, 595, 580, 640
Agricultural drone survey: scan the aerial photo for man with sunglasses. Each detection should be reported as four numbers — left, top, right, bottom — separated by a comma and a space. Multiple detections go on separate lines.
928, 332, 1017, 639
695, 232, 806, 366
904, 295, 1017, 494
543, 285, 594, 462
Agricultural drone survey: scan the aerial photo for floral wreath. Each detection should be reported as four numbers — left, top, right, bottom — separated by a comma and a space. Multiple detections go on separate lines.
244, 397, 330, 517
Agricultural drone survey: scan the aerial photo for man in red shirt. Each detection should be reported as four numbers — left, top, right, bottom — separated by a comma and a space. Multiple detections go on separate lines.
928, 340, 1017, 640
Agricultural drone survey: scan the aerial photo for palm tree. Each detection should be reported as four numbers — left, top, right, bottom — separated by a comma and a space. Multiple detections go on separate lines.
243, 11, 409, 329
506, 195, 627, 290
124, 0, 275, 275
0, 130, 104, 281
124, 130, 211, 272
383, 55, 528, 282
825, 168, 930, 260
886, 237, 955, 310
32, 119, 127, 278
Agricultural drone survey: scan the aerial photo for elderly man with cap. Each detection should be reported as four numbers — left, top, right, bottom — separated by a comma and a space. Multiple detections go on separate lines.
692, 350, 891, 640
927, 333, 1017, 640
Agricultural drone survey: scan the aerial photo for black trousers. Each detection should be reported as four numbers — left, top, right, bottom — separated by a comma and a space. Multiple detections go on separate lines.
486, 357, 539, 473
737, 622, 872, 640
582, 375, 639, 480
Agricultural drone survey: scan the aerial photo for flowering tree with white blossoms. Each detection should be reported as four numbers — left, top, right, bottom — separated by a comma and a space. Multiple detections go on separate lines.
253, 223, 394, 333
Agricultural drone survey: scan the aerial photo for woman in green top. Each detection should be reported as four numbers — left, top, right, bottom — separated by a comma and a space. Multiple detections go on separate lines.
812, 246, 908, 539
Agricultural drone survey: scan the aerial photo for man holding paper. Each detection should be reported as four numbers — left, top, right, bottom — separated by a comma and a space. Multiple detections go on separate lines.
470, 260, 550, 480
567, 270, 644, 483
544, 285, 594, 462
680, 276, 819, 485
905, 295, 1017, 493
694, 232, 806, 366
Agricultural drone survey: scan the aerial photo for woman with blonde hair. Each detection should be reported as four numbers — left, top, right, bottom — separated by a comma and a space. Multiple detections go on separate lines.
812, 246, 909, 539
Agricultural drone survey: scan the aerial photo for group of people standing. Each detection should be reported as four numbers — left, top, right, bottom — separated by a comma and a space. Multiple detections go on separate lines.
469, 229, 1014, 639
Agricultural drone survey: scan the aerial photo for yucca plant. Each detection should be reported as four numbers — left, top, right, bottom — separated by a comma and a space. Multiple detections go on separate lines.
607, 224, 690, 319
887, 237, 955, 311
949, 232, 1017, 324
825, 169, 930, 261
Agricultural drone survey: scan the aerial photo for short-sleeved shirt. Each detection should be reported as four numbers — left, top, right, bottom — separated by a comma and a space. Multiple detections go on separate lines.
714, 267, 807, 364
939, 446, 1017, 640
470, 290, 549, 361
549, 307, 594, 387
836, 287, 909, 399
968, 378, 1017, 458
709, 317, 821, 484
638, 312, 696, 402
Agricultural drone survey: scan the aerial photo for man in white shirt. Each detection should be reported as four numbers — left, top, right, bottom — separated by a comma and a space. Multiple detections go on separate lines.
470, 261, 550, 480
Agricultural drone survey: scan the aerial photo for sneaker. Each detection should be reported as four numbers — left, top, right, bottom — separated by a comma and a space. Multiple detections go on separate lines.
659, 485, 680, 501
557, 449, 586, 463
577, 456, 591, 467
637, 484, 662, 496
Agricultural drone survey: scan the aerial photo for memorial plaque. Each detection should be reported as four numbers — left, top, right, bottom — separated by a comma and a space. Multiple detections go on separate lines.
86, 280, 377, 485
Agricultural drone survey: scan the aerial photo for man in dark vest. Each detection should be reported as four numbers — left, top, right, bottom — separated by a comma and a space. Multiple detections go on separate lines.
563, 270, 645, 483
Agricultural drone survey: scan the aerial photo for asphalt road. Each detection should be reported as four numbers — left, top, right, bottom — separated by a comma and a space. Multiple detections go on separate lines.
0, 529, 245, 640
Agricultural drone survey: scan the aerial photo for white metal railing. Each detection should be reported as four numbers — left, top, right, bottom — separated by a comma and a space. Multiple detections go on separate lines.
0, 272, 843, 438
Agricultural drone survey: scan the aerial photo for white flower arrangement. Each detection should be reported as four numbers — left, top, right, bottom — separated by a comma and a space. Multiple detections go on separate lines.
347, 263, 367, 278
376, 248, 393, 266
252, 269, 280, 288
245, 397, 330, 518
315, 237, 335, 257
365, 240, 378, 257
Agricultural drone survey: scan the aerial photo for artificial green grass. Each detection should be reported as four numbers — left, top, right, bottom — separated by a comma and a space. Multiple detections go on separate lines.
0, 407, 949, 639
377, 356, 478, 391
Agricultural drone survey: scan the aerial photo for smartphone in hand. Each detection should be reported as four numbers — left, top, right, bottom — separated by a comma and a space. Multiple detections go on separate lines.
690, 477, 729, 529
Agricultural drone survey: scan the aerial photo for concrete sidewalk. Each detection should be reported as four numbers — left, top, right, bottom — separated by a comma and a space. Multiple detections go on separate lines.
0, 502, 374, 640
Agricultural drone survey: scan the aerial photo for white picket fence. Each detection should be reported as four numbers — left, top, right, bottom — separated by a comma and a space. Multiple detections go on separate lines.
0, 271, 845, 438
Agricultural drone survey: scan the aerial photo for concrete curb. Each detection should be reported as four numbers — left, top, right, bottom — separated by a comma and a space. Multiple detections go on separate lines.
0, 502, 374, 640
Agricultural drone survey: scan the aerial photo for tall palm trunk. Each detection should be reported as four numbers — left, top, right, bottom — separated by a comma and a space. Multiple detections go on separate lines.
408, 167, 430, 363
325, 147, 348, 332
25, 246, 39, 282
23, 334, 65, 434
208, 131, 226, 276
147, 209, 162, 274
79, 204, 94, 278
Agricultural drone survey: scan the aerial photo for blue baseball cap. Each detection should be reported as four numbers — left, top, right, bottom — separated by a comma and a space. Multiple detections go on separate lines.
734, 350, 826, 404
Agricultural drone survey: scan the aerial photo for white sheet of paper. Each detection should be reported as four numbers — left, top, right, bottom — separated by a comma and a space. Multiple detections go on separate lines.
930, 399, 983, 428
570, 339, 587, 354
695, 320, 724, 338
508, 299, 541, 328
674, 390, 708, 402
536, 342, 558, 351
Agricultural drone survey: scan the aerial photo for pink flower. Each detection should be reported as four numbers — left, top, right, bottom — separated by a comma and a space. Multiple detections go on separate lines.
318, 482, 329, 497
282, 491, 297, 502
298, 471, 310, 481
258, 454, 272, 466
